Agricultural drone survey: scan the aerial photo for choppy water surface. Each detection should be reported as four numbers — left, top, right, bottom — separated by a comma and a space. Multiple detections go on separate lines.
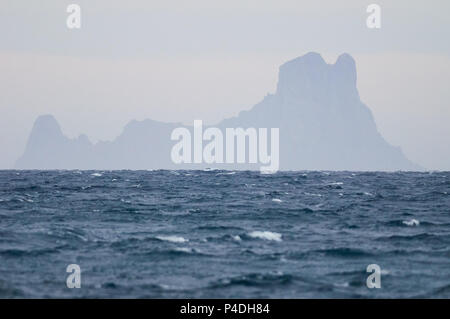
0, 170, 449, 298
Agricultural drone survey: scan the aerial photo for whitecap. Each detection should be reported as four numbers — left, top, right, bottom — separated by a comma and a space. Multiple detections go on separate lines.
156, 235, 188, 243
91, 173, 102, 177
216, 171, 236, 176
272, 198, 282, 203
403, 219, 420, 226
261, 170, 277, 175
335, 282, 350, 288
233, 235, 242, 241
304, 192, 322, 197
248, 231, 282, 242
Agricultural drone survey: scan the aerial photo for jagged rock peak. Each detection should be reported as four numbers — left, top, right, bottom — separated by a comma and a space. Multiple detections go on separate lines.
276, 52, 358, 98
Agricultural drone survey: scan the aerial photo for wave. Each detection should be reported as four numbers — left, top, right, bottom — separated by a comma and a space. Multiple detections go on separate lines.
209, 272, 293, 288
155, 235, 188, 243
196, 225, 244, 231
0, 248, 59, 257
314, 247, 373, 257
248, 231, 282, 242
403, 219, 420, 226
376, 232, 449, 243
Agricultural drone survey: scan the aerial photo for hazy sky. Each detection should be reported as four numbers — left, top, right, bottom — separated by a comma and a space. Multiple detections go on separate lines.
1, 0, 449, 169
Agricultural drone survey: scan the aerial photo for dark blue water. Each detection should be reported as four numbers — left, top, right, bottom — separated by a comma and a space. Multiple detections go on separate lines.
0, 170, 449, 298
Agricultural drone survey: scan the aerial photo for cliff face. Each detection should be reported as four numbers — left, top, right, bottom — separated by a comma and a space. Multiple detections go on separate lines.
15, 52, 420, 171
220, 52, 419, 170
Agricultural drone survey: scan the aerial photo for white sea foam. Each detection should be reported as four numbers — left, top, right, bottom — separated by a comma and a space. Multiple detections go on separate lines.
233, 235, 242, 241
304, 192, 322, 197
261, 170, 277, 175
403, 219, 420, 226
156, 235, 188, 243
216, 171, 236, 176
335, 282, 350, 288
91, 173, 102, 177
248, 231, 282, 242
328, 182, 343, 185
272, 198, 282, 203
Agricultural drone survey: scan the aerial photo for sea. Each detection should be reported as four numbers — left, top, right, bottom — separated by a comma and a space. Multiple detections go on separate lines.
0, 170, 449, 298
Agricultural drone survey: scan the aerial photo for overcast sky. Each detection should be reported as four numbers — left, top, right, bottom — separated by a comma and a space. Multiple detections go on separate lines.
1, 0, 449, 169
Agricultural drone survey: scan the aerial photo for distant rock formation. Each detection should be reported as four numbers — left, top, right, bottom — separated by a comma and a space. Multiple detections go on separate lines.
15, 52, 421, 171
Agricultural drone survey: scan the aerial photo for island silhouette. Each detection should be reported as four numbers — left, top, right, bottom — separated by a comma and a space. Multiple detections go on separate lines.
15, 52, 420, 171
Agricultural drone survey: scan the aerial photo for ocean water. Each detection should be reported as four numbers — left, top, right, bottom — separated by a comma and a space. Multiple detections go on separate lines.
0, 170, 449, 298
